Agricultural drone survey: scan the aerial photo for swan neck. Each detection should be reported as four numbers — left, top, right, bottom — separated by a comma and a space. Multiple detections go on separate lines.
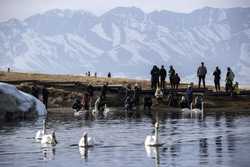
155, 123, 159, 144
43, 120, 46, 134
84, 133, 88, 146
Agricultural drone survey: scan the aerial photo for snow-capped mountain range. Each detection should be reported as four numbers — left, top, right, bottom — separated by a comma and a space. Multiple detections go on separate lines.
1, 7, 250, 83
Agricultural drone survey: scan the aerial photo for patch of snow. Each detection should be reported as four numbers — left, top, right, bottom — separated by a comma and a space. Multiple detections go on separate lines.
0, 82, 47, 116
112, 23, 121, 46
92, 24, 112, 41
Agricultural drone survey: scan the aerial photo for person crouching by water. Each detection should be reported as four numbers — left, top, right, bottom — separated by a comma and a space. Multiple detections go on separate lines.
179, 96, 188, 108
194, 95, 203, 109
87, 84, 94, 107
185, 84, 193, 108
81, 93, 91, 110
125, 95, 134, 111
72, 98, 83, 112
144, 96, 153, 110
95, 96, 105, 112
155, 87, 163, 104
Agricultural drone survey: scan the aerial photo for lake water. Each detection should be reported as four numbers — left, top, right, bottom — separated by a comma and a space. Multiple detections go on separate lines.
1, 110, 250, 167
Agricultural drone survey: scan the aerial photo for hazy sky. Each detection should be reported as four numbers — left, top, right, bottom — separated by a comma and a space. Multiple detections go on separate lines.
0, 0, 250, 21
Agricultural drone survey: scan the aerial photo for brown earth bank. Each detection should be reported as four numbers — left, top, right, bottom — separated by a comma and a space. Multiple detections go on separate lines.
1, 71, 250, 113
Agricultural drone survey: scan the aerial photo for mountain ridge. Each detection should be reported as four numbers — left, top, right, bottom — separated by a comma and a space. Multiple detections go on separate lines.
0, 7, 250, 83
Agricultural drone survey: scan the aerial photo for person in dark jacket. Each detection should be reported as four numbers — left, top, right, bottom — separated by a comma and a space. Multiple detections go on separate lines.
174, 73, 180, 89
197, 62, 207, 89
225, 67, 235, 93
87, 84, 94, 106
42, 86, 49, 109
124, 95, 134, 111
31, 84, 39, 98
179, 96, 188, 108
213, 66, 221, 92
81, 93, 91, 110
169, 65, 175, 89
150, 65, 160, 90
159, 65, 167, 89
133, 83, 141, 106
185, 84, 193, 106
101, 82, 108, 98
144, 96, 152, 110
107, 72, 111, 78
72, 98, 82, 112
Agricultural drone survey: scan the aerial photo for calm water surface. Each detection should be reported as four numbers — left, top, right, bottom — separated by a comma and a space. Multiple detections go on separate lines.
0, 110, 250, 167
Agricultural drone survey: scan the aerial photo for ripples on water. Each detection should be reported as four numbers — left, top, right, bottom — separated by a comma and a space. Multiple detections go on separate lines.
0, 110, 250, 167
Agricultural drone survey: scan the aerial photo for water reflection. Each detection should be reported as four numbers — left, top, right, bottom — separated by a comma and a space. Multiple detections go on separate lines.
0, 110, 250, 167
145, 146, 160, 167
42, 147, 56, 160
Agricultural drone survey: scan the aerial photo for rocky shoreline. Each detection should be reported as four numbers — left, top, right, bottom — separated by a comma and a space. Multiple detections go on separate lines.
1, 71, 250, 117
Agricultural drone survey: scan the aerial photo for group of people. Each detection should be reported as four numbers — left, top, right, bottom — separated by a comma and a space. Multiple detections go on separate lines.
199, 62, 238, 93
31, 84, 49, 109
151, 65, 180, 90
84, 71, 112, 78
72, 83, 108, 112
151, 62, 239, 94
123, 84, 142, 111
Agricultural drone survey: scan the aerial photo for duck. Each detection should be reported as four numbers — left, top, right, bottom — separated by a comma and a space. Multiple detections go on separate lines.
79, 132, 95, 147
41, 130, 57, 145
35, 119, 46, 141
145, 122, 162, 147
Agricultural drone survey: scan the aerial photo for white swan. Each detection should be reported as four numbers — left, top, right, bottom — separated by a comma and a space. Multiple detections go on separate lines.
41, 131, 57, 145
79, 132, 95, 147
92, 97, 101, 116
74, 109, 88, 117
103, 104, 116, 118
192, 102, 204, 118
181, 103, 193, 116
181, 102, 204, 118
35, 120, 46, 141
145, 122, 162, 147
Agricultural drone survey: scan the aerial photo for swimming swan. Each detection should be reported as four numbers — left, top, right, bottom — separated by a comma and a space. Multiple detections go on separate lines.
35, 120, 46, 141
79, 132, 95, 147
74, 109, 88, 117
41, 131, 57, 145
192, 102, 204, 113
145, 122, 162, 147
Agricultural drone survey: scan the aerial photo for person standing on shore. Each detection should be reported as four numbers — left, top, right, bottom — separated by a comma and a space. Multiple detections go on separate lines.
169, 65, 175, 88
174, 73, 180, 89
159, 65, 167, 89
107, 72, 111, 78
150, 65, 159, 90
197, 62, 207, 89
213, 66, 221, 92
225, 67, 235, 93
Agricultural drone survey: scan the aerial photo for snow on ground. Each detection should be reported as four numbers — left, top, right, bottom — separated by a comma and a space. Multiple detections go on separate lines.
0, 82, 47, 116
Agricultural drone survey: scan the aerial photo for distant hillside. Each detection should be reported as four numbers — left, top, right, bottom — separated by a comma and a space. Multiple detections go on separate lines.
0, 7, 250, 83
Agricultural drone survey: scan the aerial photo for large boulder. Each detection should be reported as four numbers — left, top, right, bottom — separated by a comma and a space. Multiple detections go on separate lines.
0, 82, 47, 120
